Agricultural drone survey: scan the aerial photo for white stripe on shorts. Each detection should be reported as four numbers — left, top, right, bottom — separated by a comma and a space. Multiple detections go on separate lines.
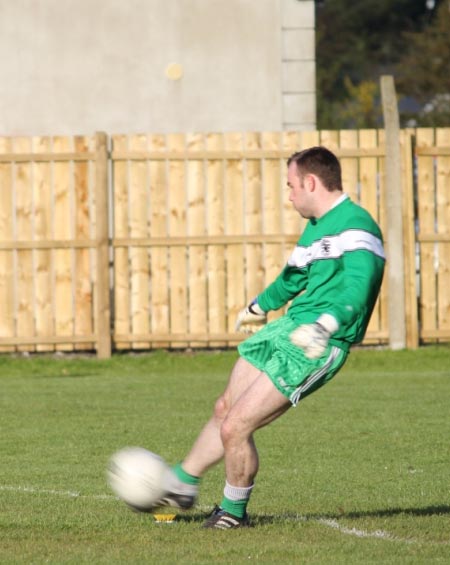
289, 346, 341, 407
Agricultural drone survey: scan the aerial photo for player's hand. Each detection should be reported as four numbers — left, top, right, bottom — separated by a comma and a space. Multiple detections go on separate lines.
290, 314, 339, 359
235, 300, 266, 332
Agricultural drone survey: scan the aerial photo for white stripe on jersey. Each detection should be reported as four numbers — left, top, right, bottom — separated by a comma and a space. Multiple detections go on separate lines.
287, 229, 385, 269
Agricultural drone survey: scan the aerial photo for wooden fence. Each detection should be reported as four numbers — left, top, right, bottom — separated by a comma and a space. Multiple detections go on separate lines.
0, 128, 449, 356
415, 128, 450, 342
0, 133, 109, 356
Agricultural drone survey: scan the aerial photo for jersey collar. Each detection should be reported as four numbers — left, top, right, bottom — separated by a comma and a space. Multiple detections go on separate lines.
330, 192, 349, 210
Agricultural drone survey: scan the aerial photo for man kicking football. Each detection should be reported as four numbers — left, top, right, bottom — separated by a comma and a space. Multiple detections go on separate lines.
157, 146, 386, 528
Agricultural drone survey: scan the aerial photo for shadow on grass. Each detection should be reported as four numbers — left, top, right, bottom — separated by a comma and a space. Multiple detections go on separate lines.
250, 504, 450, 526
153, 504, 450, 527
167, 511, 210, 524
337, 505, 450, 520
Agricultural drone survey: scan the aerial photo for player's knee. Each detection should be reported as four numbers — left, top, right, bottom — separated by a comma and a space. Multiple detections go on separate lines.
220, 415, 243, 447
219, 418, 233, 447
213, 395, 229, 421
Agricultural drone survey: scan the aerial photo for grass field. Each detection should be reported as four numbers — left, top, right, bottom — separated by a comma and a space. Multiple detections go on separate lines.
1, 346, 450, 563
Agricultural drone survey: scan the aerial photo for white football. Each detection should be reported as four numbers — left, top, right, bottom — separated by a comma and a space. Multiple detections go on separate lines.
107, 447, 169, 512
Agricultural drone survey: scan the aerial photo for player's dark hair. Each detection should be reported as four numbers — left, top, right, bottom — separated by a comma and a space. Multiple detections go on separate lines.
287, 146, 343, 192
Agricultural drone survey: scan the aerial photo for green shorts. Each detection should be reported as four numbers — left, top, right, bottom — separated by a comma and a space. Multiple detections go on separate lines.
238, 316, 348, 406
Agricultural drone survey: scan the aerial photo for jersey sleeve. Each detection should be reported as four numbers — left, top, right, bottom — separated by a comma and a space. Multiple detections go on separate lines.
257, 263, 308, 312
327, 247, 385, 328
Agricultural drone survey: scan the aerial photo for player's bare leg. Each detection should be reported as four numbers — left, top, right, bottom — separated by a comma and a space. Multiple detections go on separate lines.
202, 371, 291, 528
221, 372, 290, 485
182, 357, 265, 476
157, 357, 268, 510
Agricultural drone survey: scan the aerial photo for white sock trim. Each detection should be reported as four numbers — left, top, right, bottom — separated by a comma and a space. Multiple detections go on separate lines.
224, 481, 254, 501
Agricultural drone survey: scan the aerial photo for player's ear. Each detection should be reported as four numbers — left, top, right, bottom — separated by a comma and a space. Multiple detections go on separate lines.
305, 173, 315, 192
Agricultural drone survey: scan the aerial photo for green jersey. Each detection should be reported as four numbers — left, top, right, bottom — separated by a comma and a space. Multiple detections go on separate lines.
257, 195, 385, 351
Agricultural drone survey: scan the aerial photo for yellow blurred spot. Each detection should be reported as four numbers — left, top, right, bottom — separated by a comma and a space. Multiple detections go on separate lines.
153, 513, 176, 523
165, 63, 183, 81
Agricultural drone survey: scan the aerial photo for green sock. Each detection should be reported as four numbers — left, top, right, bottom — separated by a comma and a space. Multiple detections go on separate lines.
173, 462, 201, 486
220, 496, 248, 519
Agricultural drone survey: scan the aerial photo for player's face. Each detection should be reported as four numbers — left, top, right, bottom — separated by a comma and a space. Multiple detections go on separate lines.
287, 163, 313, 218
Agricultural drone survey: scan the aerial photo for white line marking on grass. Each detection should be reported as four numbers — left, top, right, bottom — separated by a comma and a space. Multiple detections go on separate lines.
259, 513, 417, 544
0, 484, 116, 500
315, 517, 414, 543
0, 484, 422, 544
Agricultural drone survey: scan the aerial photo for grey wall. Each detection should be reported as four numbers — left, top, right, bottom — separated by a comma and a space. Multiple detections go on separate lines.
0, 0, 315, 136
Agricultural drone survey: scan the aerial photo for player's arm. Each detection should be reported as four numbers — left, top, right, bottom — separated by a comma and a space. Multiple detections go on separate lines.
328, 247, 385, 327
258, 264, 308, 311
291, 246, 385, 358
235, 264, 307, 331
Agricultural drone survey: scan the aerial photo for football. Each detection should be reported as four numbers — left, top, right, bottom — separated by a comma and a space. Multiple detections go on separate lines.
107, 446, 169, 512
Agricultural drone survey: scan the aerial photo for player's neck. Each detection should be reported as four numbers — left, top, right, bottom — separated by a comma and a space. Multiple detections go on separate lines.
314, 191, 345, 219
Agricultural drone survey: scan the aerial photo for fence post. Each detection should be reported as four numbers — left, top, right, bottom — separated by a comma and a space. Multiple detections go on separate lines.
95, 131, 112, 358
380, 75, 406, 350
401, 130, 419, 349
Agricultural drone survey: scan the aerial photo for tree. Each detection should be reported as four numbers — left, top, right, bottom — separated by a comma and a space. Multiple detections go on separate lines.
315, 0, 444, 128
341, 78, 381, 129
396, 1, 450, 126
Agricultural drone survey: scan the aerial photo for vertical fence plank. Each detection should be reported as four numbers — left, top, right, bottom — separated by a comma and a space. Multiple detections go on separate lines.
95, 132, 111, 358
376, 129, 390, 339
299, 130, 320, 148
33, 136, 53, 352
225, 132, 245, 339
206, 133, 226, 346
319, 130, 339, 153
0, 136, 14, 351
129, 134, 150, 349
167, 133, 188, 347
416, 128, 437, 341
262, 132, 283, 323
149, 134, 170, 347
15, 137, 35, 351
359, 129, 383, 340
358, 133, 378, 221
401, 130, 419, 348
377, 129, 387, 236
186, 133, 207, 347
112, 134, 130, 350
244, 132, 264, 304
339, 130, 359, 202
436, 127, 450, 339
53, 136, 74, 350
74, 135, 94, 351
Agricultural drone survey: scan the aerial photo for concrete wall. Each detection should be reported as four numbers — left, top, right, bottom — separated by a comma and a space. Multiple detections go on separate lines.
0, 0, 315, 136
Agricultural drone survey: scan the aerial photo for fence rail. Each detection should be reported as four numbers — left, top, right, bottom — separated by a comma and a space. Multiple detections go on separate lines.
0, 128, 449, 356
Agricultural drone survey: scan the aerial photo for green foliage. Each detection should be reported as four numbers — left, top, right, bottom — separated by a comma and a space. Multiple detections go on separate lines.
396, 1, 450, 126
317, 78, 382, 129
1, 347, 450, 562
316, 0, 448, 128
341, 78, 382, 128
